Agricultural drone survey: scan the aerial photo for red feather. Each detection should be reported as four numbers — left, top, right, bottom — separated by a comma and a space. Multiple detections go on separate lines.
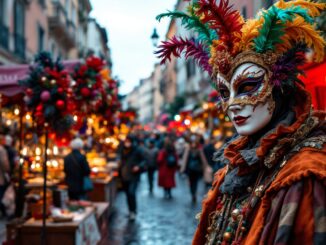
155, 36, 212, 74
196, 0, 243, 52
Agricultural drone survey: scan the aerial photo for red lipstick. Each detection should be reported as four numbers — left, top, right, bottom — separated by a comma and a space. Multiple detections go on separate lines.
233, 115, 250, 126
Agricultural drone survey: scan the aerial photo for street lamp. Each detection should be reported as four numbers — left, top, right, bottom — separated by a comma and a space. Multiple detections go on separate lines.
151, 28, 159, 47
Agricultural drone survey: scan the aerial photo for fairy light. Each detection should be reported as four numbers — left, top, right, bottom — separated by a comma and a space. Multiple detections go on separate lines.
53, 146, 59, 156
25, 114, 31, 120
6, 120, 12, 126
46, 148, 52, 155
14, 108, 20, 115
52, 160, 59, 168
88, 118, 94, 124
184, 119, 191, 126
22, 147, 28, 156
35, 147, 42, 156
73, 115, 78, 122
174, 115, 181, 121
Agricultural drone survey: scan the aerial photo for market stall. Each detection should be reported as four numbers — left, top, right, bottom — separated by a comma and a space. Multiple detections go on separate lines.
0, 52, 122, 244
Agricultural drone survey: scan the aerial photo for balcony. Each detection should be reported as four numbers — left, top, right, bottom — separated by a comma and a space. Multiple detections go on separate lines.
48, 0, 76, 49
0, 23, 9, 50
14, 33, 25, 60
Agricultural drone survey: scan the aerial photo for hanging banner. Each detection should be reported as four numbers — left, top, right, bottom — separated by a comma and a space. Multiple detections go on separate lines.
0, 60, 80, 97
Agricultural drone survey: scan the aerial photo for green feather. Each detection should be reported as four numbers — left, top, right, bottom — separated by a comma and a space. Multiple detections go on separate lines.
156, 11, 215, 43
274, 5, 313, 24
254, 6, 313, 53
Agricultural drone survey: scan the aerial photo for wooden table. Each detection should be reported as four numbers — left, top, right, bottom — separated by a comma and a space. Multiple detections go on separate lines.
15, 202, 108, 245
88, 176, 116, 214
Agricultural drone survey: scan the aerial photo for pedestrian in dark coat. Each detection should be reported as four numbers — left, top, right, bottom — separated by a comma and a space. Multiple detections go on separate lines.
145, 139, 158, 194
117, 136, 146, 221
64, 138, 91, 200
180, 136, 209, 203
157, 137, 178, 199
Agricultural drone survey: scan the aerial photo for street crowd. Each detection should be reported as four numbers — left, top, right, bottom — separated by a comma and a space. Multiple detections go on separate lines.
115, 131, 228, 221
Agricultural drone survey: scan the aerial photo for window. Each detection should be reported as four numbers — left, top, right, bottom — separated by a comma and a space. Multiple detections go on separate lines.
65, 0, 70, 17
38, 25, 44, 52
71, 3, 77, 25
242, 6, 247, 19
14, 0, 25, 58
186, 59, 196, 79
0, 0, 4, 24
38, 0, 45, 8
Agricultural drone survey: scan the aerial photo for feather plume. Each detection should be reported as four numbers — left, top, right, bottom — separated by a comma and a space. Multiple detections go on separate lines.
155, 36, 212, 74
196, 0, 244, 52
156, 11, 215, 43
275, 0, 326, 17
254, 6, 312, 53
277, 16, 325, 62
237, 19, 264, 52
271, 44, 307, 87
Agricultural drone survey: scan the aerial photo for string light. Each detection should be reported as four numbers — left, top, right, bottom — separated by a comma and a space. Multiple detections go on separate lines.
14, 108, 20, 115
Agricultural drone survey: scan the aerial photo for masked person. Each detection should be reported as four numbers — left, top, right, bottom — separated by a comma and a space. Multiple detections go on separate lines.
156, 0, 326, 244
117, 136, 146, 221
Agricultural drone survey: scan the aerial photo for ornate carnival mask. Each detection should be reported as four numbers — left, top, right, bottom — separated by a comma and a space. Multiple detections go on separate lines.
156, 0, 325, 136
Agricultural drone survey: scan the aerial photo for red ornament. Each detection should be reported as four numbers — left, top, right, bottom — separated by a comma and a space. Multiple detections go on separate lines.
36, 104, 43, 112
57, 88, 64, 94
81, 87, 91, 97
26, 88, 33, 96
56, 100, 65, 110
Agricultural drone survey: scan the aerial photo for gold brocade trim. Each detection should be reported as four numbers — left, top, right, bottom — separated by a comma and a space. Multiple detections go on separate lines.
220, 72, 274, 112
211, 50, 280, 81
264, 113, 320, 168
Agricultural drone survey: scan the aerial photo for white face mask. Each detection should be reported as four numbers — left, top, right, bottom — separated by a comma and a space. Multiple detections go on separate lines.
215, 63, 275, 136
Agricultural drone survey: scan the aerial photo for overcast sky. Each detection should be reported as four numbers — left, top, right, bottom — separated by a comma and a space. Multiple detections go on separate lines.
90, 0, 177, 95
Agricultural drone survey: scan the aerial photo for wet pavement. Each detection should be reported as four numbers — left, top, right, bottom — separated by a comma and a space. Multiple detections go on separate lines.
102, 173, 208, 245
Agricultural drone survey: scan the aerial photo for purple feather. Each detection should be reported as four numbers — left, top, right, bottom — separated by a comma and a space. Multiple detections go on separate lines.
155, 36, 212, 75
271, 45, 307, 87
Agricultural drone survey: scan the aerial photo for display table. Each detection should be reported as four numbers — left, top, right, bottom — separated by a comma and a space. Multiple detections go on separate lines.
88, 176, 116, 214
16, 202, 108, 245
25, 178, 61, 189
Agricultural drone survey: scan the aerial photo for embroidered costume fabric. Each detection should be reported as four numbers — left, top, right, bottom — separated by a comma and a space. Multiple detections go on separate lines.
155, 0, 326, 244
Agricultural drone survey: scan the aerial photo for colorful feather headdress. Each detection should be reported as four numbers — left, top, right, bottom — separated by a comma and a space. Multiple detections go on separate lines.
156, 0, 325, 89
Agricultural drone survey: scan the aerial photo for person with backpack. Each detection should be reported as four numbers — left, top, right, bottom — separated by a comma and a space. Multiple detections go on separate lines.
157, 137, 178, 199
180, 135, 209, 203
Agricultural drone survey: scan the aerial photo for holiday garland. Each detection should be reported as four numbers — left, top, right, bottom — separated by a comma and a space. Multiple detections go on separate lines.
19, 52, 74, 134
71, 55, 106, 113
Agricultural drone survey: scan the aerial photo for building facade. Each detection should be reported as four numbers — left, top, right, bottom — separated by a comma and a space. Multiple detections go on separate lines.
0, 0, 111, 66
123, 64, 164, 125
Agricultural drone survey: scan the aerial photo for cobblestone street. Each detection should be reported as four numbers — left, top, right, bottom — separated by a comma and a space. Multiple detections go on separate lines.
103, 173, 208, 245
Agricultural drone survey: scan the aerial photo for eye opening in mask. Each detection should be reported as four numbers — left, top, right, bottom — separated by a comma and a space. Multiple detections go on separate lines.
236, 75, 264, 97
217, 85, 230, 100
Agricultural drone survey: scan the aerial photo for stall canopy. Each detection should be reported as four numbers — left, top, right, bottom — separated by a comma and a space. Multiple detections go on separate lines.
0, 60, 80, 97
300, 61, 326, 110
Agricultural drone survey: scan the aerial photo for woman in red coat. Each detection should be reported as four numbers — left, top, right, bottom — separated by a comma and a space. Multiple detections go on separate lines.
157, 137, 178, 199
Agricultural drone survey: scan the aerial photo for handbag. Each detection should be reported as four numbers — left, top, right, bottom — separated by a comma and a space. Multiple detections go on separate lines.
83, 176, 93, 192
71, 153, 93, 192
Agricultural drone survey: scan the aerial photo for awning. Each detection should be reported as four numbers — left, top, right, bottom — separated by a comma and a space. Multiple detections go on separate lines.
0, 60, 81, 97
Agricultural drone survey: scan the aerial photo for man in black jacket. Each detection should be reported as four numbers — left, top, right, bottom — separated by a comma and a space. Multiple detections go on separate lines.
117, 136, 146, 221
64, 138, 91, 200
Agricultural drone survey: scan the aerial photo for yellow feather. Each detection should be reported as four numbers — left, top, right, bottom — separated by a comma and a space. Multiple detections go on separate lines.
275, 0, 326, 17
277, 17, 325, 62
237, 19, 263, 52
